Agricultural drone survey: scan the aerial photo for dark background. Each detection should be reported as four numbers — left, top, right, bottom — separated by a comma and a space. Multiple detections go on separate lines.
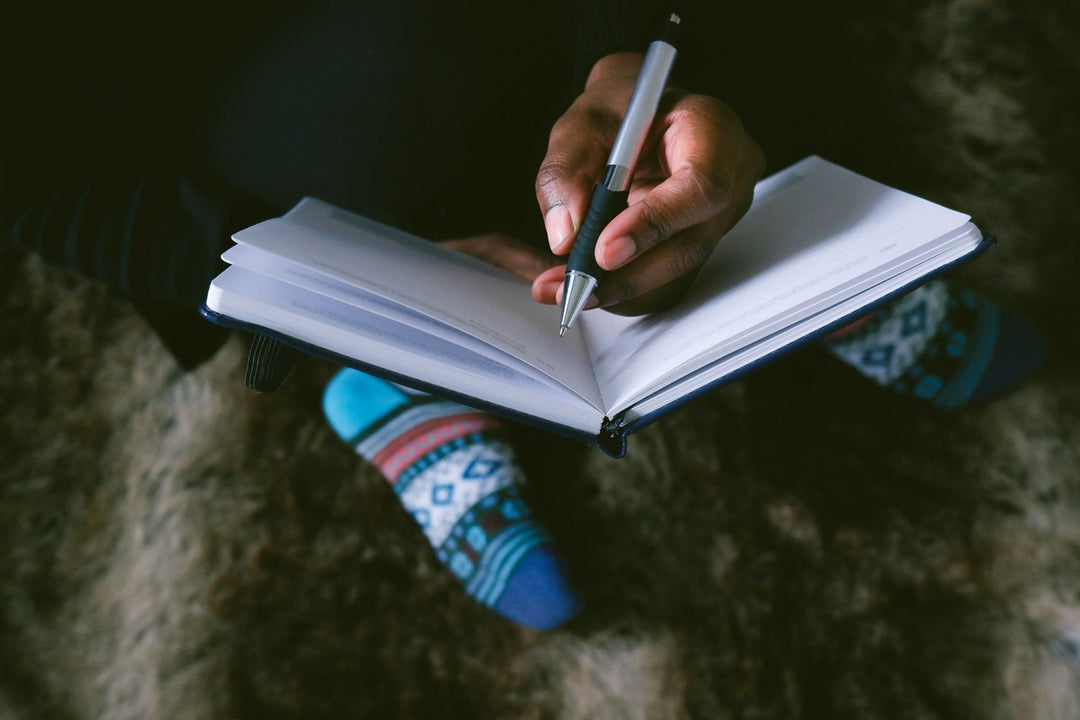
2, 0, 1079, 718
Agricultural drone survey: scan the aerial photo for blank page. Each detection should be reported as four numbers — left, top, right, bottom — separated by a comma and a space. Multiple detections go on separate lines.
581, 156, 975, 414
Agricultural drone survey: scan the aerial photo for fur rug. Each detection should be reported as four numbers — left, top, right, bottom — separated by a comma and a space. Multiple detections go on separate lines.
3, 1, 1079, 718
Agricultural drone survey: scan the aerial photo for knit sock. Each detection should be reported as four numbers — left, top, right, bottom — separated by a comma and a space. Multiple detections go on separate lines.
322, 368, 582, 630
821, 279, 1046, 408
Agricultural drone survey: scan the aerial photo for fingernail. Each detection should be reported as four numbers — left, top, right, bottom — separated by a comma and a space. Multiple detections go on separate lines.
584, 295, 599, 310
602, 236, 636, 269
545, 207, 575, 254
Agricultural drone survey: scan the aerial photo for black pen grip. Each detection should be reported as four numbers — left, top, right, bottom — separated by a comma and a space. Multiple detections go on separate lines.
566, 184, 630, 281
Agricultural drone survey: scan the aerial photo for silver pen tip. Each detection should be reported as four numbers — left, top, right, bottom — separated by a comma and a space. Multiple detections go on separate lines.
559, 325, 567, 337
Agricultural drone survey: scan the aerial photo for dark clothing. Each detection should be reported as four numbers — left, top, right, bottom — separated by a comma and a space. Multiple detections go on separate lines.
2, 1, 664, 367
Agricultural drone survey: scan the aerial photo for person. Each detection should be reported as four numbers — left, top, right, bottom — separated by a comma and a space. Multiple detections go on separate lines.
1, 1, 1045, 631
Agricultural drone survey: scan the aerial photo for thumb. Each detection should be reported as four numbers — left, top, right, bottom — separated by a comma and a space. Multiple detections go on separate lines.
534, 115, 610, 256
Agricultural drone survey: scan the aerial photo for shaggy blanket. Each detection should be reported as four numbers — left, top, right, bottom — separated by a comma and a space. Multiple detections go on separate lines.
2, 1, 1079, 718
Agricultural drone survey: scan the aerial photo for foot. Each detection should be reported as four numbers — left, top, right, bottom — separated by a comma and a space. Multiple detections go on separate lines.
321, 368, 582, 630
821, 279, 1047, 407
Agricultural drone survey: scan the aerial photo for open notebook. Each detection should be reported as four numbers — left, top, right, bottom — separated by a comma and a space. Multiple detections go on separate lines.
201, 156, 992, 456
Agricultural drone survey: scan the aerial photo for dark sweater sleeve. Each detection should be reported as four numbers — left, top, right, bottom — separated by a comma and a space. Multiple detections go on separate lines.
1, 3, 281, 368
0, 169, 270, 310
571, 1, 716, 93
1, 4, 275, 311
571, 0, 664, 88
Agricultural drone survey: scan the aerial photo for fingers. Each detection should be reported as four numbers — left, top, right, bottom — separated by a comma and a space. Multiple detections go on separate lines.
535, 111, 611, 255
593, 220, 720, 310
531, 265, 565, 304
531, 221, 719, 309
594, 94, 764, 273
597, 272, 699, 317
531, 216, 731, 316
531, 264, 599, 310
595, 164, 727, 271
535, 53, 645, 256
533, 57, 765, 319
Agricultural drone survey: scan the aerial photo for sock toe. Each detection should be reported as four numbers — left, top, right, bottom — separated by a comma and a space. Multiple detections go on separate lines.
968, 306, 1048, 403
493, 544, 582, 631
821, 281, 1047, 408
322, 367, 578, 631
322, 368, 411, 441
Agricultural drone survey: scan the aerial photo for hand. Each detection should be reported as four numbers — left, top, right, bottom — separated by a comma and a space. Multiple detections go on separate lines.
532, 52, 766, 315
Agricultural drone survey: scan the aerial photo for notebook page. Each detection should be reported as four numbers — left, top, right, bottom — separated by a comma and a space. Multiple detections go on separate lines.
221, 243, 561, 392
618, 223, 981, 407
233, 198, 602, 409
206, 267, 603, 432
620, 231, 982, 423
580, 157, 972, 415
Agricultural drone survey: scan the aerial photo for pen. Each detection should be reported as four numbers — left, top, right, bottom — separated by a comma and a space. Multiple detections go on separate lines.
559, 12, 681, 336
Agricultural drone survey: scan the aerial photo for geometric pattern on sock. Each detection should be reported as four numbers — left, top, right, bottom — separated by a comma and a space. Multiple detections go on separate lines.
824, 280, 1001, 407
824, 279, 949, 385
895, 286, 999, 408
353, 399, 523, 546
394, 435, 524, 547
324, 369, 581, 629
435, 485, 553, 607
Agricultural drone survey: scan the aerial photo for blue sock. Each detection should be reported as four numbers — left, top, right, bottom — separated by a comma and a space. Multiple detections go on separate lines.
322, 368, 581, 630
822, 279, 1047, 407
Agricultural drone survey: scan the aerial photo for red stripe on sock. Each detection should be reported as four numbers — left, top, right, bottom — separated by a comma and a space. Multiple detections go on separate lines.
375, 413, 502, 483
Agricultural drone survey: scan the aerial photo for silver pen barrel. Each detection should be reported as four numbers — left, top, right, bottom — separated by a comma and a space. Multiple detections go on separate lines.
558, 13, 680, 336
604, 24, 679, 191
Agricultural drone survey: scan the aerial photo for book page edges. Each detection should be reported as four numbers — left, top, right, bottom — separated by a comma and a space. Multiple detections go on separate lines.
230, 198, 604, 408
611, 230, 995, 435
203, 272, 606, 439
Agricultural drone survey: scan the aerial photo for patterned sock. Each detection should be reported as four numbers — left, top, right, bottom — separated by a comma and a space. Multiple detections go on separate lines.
321, 368, 582, 630
821, 279, 1047, 408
